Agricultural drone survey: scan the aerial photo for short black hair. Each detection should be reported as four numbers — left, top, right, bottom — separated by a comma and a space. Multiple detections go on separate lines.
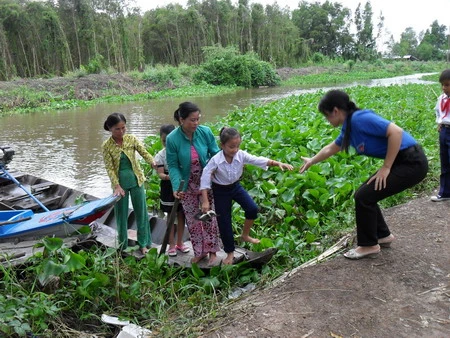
159, 124, 175, 136
439, 69, 450, 84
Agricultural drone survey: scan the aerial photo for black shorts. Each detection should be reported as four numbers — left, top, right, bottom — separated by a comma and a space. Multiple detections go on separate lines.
160, 180, 182, 213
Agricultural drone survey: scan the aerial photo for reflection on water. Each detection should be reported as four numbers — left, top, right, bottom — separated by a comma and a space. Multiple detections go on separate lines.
0, 98, 246, 198
0, 73, 436, 198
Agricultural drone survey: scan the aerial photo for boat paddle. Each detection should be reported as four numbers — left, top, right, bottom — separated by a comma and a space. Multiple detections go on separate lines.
0, 164, 49, 212
159, 180, 184, 256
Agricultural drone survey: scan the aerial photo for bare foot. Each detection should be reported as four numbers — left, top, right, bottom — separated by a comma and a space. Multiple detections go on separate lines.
140, 248, 149, 255
208, 253, 218, 265
351, 245, 381, 255
378, 234, 395, 247
223, 254, 234, 265
241, 235, 260, 244
191, 254, 207, 264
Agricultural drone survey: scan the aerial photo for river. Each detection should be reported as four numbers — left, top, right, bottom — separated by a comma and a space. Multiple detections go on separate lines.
0, 73, 435, 198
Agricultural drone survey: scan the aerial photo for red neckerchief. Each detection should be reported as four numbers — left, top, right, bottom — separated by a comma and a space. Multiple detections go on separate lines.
441, 95, 450, 118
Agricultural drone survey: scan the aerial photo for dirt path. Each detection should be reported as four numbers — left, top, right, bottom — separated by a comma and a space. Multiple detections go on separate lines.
202, 196, 450, 338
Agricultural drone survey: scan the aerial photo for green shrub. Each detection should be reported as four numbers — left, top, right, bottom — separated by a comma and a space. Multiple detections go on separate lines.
141, 64, 183, 89
194, 46, 280, 88
84, 54, 104, 74
312, 52, 325, 63
64, 67, 88, 78
345, 60, 355, 71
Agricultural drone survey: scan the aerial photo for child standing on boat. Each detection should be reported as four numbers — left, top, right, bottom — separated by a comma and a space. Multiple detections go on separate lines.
199, 127, 293, 265
154, 124, 188, 256
102, 113, 155, 255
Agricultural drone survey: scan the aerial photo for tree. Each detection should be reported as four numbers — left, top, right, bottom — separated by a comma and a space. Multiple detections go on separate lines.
354, 1, 376, 60
0, 0, 20, 79
416, 20, 448, 60
393, 27, 418, 57
292, 1, 352, 60
250, 3, 265, 60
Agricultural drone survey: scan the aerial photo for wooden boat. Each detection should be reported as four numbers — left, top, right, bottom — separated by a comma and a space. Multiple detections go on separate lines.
0, 195, 118, 243
0, 146, 277, 268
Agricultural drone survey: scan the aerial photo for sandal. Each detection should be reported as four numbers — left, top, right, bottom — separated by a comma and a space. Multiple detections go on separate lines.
167, 247, 177, 257
343, 248, 380, 260
176, 244, 190, 253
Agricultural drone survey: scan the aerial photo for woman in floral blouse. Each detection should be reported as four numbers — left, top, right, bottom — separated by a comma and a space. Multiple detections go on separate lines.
102, 112, 155, 254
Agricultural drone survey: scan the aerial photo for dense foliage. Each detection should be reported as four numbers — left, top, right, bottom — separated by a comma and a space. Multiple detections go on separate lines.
0, 0, 448, 80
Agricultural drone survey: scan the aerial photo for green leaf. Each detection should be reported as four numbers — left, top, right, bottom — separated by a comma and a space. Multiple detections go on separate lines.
259, 237, 274, 248
190, 263, 205, 278
64, 251, 86, 272
305, 231, 316, 244
281, 189, 295, 202
39, 260, 66, 285
41, 237, 63, 252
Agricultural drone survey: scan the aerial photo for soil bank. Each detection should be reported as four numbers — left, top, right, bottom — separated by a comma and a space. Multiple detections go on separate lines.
201, 196, 450, 338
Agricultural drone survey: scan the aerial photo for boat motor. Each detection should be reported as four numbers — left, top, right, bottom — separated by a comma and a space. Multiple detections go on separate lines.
0, 145, 15, 166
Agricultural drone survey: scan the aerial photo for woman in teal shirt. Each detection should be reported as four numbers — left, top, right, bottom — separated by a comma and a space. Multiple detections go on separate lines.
166, 102, 221, 264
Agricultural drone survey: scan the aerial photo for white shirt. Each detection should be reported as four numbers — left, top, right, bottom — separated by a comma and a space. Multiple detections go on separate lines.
435, 93, 450, 124
154, 148, 168, 171
200, 150, 269, 190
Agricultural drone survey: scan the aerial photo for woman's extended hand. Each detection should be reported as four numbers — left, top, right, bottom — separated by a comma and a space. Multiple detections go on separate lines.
367, 166, 390, 190
299, 156, 314, 173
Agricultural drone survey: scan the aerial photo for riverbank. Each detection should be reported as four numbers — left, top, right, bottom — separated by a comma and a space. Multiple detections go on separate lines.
0, 62, 445, 114
0, 67, 324, 114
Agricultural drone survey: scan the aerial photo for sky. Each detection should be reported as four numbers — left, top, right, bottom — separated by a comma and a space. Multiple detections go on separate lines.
134, 0, 450, 43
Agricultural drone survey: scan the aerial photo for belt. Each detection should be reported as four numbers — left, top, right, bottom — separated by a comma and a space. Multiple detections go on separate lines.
441, 124, 450, 128
212, 181, 239, 189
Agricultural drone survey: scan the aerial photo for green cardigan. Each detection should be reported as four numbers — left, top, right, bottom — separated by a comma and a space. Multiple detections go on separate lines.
166, 125, 219, 192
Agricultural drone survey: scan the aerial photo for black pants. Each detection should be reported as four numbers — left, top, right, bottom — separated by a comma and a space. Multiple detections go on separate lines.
212, 182, 259, 253
354, 145, 428, 246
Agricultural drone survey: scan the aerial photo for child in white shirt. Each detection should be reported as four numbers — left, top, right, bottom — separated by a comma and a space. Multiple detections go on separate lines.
200, 127, 293, 265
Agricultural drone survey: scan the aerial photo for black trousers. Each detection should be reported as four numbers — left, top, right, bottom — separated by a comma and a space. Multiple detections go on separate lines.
354, 145, 428, 246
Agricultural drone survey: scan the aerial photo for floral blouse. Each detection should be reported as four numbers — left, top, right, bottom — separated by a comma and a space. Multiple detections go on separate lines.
102, 134, 154, 189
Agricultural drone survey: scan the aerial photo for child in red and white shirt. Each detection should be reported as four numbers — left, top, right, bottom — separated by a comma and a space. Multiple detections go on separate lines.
431, 69, 450, 202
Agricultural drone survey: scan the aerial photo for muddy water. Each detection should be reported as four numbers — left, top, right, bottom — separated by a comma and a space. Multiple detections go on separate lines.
0, 73, 435, 198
